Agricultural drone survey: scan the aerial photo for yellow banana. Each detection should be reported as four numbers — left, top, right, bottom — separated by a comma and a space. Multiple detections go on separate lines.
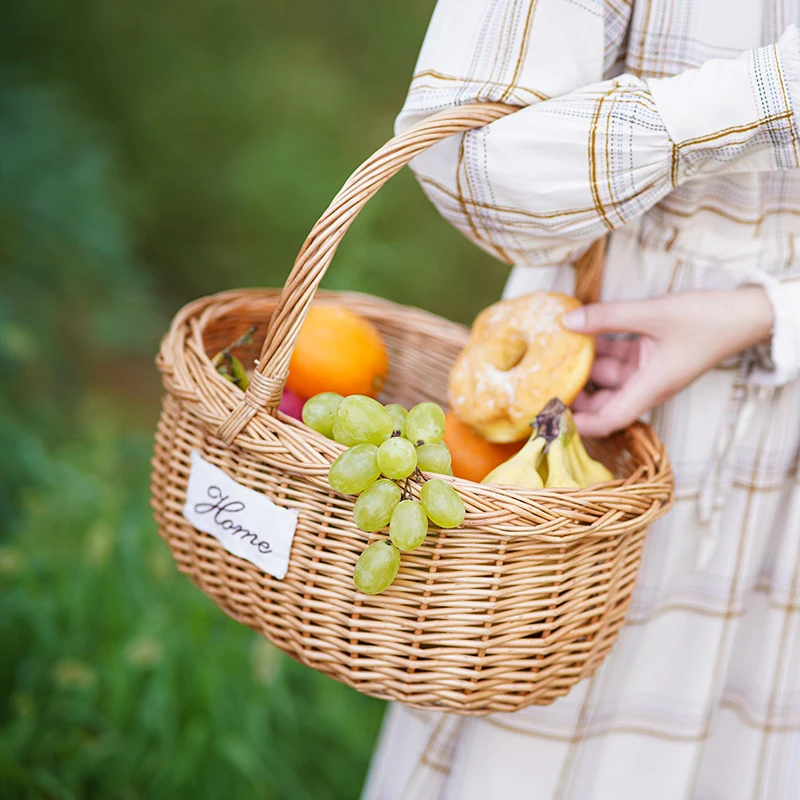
543, 436, 581, 488
564, 432, 614, 486
558, 406, 614, 485
537, 451, 549, 486
481, 397, 614, 490
482, 435, 546, 489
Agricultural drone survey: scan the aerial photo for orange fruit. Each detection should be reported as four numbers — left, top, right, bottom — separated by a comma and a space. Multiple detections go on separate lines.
444, 411, 525, 483
286, 305, 389, 399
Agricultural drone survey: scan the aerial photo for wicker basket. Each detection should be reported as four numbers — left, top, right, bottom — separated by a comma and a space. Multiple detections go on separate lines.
151, 103, 674, 716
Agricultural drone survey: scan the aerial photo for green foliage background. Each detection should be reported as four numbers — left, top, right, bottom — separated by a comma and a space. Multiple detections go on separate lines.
0, 1, 507, 797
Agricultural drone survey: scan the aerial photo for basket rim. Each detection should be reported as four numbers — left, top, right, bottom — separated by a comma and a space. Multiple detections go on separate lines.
156, 289, 674, 541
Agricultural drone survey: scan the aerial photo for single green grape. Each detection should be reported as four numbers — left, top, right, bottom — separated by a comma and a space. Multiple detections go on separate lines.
353, 539, 401, 595
420, 478, 465, 528
353, 479, 402, 532
328, 444, 380, 494
377, 437, 417, 480
385, 404, 408, 436
302, 392, 343, 439
331, 418, 351, 446
405, 402, 446, 445
416, 443, 453, 475
389, 500, 428, 551
332, 395, 394, 446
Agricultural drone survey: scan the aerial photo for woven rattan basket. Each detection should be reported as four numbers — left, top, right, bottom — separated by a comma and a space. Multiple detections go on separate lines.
151, 103, 674, 716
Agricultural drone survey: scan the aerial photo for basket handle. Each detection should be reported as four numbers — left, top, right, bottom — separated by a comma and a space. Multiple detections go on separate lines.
217, 102, 605, 443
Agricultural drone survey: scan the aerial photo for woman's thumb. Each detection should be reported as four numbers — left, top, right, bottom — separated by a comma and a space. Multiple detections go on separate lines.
561, 299, 655, 336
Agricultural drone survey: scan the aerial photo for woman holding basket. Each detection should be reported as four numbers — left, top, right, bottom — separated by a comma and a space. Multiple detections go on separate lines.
363, 1, 800, 798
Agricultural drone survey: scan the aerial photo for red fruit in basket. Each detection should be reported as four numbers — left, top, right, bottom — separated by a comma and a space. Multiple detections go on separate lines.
279, 388, 305, 420
286, 305, 389, 399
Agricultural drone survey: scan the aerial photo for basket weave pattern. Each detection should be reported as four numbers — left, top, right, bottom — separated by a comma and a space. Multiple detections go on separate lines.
151, 105, 674, 715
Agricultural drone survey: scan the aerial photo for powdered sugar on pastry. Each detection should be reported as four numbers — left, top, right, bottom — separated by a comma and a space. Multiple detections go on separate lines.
448, 293, 594, 443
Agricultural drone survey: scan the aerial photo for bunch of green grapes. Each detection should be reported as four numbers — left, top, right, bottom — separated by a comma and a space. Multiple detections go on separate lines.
302, 394, 466, 595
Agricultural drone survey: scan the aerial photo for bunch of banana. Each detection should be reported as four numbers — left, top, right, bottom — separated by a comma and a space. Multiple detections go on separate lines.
481, 398, 614, 489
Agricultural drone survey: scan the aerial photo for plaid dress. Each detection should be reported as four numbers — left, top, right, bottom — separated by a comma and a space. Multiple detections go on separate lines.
362, 2, 800, 798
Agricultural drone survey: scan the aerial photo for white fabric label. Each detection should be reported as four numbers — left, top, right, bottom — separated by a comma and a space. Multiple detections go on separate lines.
183, 450, 299, 579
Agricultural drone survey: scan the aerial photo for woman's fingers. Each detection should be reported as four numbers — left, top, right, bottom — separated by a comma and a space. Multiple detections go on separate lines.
563, 299, 663, 337
589, 356, 626, 387
565, 288, 773, 438
571, 389, 616, 413
572, 366, 669, 438
594, 333, 640, 360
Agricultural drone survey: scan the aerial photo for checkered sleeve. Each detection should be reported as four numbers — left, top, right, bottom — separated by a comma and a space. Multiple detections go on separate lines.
742, 270, 800, 386
647, 26, 800, 386
646, 26, 800, 177
649, 25, 800, 386
396, 3, 800, 271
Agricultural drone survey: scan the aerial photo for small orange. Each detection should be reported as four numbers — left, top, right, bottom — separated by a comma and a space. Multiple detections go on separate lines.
444, 410, 525, 483
286, 305, 389, 399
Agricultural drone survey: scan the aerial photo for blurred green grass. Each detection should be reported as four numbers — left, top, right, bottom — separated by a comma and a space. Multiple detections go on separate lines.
1, 401, 383, 799
0, 0, 507, 796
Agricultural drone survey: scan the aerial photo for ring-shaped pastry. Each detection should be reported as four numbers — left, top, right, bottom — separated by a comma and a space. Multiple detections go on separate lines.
448, 292, 594, 443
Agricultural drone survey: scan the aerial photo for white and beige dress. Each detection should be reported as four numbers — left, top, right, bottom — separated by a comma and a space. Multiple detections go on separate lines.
362, 2, 800, 798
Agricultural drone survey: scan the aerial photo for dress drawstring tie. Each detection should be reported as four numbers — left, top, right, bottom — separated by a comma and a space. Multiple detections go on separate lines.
696, 358, 774, 568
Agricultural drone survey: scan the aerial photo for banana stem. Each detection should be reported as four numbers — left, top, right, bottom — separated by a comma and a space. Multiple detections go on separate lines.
533, 398, 568, 453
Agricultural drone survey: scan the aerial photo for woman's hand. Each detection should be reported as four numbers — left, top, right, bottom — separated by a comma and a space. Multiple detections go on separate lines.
561, 287, 774, 438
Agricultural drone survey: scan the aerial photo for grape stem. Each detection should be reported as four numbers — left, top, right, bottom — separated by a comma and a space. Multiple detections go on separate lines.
211, 325, 257, 367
